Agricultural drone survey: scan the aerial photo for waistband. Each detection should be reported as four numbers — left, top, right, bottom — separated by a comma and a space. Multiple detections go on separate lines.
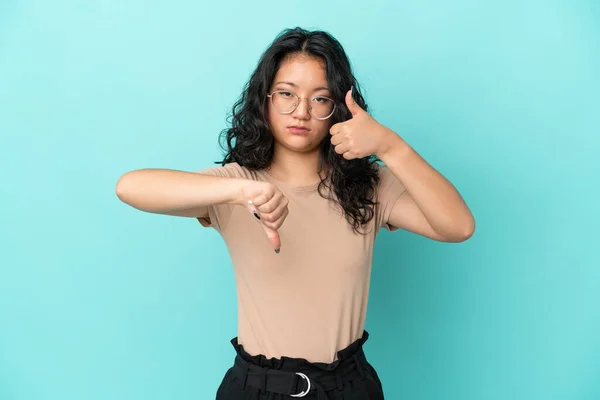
229, 331, 371, 398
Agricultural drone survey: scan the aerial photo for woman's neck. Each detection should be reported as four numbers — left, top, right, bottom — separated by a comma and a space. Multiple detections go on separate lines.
267, 148, 327, 186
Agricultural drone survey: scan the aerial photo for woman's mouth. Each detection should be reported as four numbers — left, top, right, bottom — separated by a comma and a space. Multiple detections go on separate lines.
287, 126, 310, 134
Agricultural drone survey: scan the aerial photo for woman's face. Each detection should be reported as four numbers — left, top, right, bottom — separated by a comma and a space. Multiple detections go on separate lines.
267, 53, 334, 155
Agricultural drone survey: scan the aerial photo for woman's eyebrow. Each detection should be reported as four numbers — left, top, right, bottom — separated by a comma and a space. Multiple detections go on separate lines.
274, 81, 330, 92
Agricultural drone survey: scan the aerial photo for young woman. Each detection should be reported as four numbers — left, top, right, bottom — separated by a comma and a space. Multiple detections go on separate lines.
116, 27, 475, 400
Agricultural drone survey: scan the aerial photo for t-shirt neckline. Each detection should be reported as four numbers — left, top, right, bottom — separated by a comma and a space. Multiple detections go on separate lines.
258, 170, 321, 193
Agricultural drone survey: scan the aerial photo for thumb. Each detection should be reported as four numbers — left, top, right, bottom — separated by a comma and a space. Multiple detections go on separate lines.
262, 225, 281, 253
345, 87, 363, 117
246, 200, 281, 253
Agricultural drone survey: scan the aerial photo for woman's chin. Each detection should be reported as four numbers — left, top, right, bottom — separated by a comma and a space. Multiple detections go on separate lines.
276, 138, 320, 153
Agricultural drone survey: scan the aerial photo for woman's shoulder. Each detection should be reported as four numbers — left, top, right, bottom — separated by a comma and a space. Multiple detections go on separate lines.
371, 163, 393, 192
374, 162, 392, 179
373, 162, 406, 199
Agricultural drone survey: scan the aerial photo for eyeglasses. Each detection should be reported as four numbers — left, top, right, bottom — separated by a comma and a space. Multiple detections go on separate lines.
266, 90, 336, 120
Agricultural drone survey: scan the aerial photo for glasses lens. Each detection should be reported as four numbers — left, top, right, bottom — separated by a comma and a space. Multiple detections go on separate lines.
310, 97, 335, 119
271, 91, 298, 113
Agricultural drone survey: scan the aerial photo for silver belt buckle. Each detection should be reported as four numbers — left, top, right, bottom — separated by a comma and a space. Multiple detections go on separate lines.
290, 372, 311, 397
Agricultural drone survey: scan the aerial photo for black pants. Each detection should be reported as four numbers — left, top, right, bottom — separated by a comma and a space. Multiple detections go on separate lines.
216, 331, 384, 399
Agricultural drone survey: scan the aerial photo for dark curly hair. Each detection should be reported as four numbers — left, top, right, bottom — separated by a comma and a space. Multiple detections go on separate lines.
217, 27, 380, 234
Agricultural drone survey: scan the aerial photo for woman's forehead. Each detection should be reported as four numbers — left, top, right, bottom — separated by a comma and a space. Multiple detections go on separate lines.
273, 56, 328, 90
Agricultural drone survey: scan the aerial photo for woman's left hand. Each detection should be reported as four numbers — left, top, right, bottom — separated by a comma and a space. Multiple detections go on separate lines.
329, 89, 397, 160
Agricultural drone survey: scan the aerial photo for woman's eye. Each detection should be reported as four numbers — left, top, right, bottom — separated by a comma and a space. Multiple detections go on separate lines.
280, 91, 293, 97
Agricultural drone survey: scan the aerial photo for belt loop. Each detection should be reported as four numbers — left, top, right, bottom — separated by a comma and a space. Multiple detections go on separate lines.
353, 355, 366, 380
258, 367, 267, 393
241, 362, 250, 390
335, 371, 343, 390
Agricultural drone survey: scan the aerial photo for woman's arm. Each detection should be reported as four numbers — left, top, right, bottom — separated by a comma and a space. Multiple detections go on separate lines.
379, 135, 475, 242
329, 90, 474, 242
115, 169, 249, 217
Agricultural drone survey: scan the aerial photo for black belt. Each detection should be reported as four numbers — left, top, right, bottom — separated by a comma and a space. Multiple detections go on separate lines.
231, 351, 368, 398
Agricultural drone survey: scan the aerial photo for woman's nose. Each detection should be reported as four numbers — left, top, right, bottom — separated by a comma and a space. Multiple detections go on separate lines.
292, 97, 311, 119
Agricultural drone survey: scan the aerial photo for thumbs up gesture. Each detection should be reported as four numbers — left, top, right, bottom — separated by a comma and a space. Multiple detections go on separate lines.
329, 88, 396, 160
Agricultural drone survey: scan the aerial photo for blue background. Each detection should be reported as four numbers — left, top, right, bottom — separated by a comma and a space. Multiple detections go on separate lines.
1, 1, 599, 399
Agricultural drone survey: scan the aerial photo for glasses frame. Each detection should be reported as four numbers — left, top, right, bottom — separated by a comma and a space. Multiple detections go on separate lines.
266, 90, 337, 120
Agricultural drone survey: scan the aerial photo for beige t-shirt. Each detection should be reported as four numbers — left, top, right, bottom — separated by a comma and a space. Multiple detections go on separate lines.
197, 162, 406, 363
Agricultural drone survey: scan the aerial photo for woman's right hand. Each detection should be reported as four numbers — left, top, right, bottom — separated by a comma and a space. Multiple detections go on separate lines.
240, 181, 289, 253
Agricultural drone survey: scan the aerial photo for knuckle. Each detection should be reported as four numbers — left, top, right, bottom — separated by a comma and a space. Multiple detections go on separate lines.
262, 204, 276, 213
264, 221, 277, 230
264, 213, 276, 223
259, 213, 271, 222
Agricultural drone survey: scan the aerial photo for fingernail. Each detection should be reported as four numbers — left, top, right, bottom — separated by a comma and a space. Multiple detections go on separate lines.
275, 249, 280, 254
351, 85, 354, 94
253, 211, 260, 220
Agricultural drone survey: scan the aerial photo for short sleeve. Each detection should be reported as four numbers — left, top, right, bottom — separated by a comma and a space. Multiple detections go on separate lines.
375, 164, 407, 232
194, 163, 244, 233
